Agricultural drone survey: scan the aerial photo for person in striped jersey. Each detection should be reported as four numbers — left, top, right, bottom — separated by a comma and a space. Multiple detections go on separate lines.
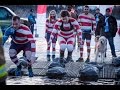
45, 10, 58, 61
67, 5, 80, 50
77, 5, 96, 63
2, 16, 36, 77
48, 10, 82, 64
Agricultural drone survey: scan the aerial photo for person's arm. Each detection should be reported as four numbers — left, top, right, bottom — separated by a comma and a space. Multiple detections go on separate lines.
2, 26, 15, 45
50, 21, 59, 40
112, 16, 117, 37
91, 14, 96, 32
48, 21, 59, 44
77, 14, 82, 26
72, 19, 82, 44
45, 19, 49, 39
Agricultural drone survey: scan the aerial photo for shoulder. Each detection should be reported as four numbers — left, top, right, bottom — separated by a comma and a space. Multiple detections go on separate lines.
4, 26, 15, 35
79, 13, 84, 16
53, 19, 62, 27
108, 16, 116, 21
55, 19, 62, 24
19, 24, 30, 31
99, 13, 104, 18
110, 15, 116, 19
69, 18, 76, 22
57, 19, 62, 22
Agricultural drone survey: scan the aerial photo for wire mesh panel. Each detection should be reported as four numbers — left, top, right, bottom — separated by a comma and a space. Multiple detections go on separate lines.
7, 60, 119, 80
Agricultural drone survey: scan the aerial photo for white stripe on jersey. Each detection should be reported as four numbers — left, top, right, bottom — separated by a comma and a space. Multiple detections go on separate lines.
71, 20, 79, 25
63, 23, 71, 27
46, 28, 53, 32
15, 36, 27, 41
28, 38, 34, 41
80, 18, 92, 23
81, 26, 92, 30
47, 23, 54, 27
17, 29, 31, 35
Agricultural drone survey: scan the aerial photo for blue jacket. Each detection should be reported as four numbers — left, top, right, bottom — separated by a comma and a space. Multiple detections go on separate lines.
28, 14, 36, 25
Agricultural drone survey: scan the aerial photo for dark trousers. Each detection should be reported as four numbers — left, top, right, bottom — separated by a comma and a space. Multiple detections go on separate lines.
107, 37, 116, 56
30, 24, 34, 34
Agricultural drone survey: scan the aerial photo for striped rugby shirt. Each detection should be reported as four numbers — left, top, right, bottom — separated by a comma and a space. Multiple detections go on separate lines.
78, 13, 96, 32
50, 18, 82, 41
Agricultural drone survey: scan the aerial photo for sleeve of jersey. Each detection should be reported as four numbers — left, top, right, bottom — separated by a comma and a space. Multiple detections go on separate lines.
72, 20, 82, 43
50, 22, 59, 40
77, 15, 82, 26
92, 15, 96, 31
2, 27, 15, 45
77, 15, 81, 23
26, 30, 36, 59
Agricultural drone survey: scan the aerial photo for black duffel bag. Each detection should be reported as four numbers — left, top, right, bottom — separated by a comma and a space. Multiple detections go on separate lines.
7, 67, 24, 76
7, 68, 17, 76
115, 68, 120, 80
46, 61, 66, 79
112, 57, 120, 67
79, 64, 99, 81
46, 66, 66, 79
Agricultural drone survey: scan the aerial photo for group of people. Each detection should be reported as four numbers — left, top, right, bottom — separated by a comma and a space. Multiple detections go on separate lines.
45, 5, 118, 64
0, 5, 118, 84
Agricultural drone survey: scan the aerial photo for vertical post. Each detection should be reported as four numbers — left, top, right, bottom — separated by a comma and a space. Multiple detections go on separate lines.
36, 5, 47, 38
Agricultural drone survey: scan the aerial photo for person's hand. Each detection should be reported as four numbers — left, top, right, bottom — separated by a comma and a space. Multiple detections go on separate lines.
27, 60, 35, 66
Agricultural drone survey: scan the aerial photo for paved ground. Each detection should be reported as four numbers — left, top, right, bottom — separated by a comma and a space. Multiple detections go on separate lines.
4, 27, 120, 85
